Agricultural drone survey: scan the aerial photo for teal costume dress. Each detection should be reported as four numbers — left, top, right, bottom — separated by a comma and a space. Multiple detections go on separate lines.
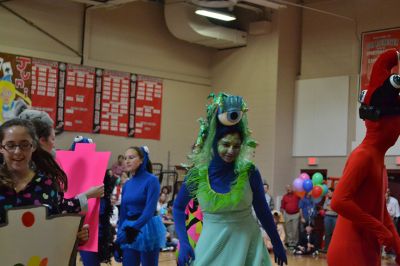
194, 170, 271, 265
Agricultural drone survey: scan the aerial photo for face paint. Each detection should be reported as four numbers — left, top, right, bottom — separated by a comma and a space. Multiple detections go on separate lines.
217, 132, 242, 163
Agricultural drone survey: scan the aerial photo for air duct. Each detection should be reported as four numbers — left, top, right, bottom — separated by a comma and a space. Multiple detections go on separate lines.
164, 1, 247, 49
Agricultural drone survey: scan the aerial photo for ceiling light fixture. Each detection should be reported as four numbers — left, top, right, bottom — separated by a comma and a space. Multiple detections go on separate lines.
195, 8, 236, 21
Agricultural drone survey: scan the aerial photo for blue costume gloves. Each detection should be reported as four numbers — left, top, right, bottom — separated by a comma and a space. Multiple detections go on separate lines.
250, 169, 287, 266
173, 183, 196, 266
178, 242, 195, 266
113, 242, 123, 263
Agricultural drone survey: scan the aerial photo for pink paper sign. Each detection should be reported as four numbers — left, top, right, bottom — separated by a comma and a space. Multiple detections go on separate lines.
56, 143, 110, 252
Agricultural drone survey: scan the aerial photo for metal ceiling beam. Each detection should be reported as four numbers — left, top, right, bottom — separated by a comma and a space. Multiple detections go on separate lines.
0, 2, 82, 57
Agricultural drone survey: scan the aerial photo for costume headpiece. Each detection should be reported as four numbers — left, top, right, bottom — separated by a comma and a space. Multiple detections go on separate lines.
185, 93, 257, 210
70, 136, 93, 151
193, 93, 256, 157
359, 48, 400, 120
136, 146, 150, 175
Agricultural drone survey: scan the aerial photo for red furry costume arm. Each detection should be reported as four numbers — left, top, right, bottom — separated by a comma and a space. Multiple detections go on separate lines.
330, 149, 392, 246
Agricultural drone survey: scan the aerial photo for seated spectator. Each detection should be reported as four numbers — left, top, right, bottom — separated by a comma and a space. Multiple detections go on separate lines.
111, 155, 125, 178
293, 223, 318, 256
157, 192, 168, 214
263, 182, 274, 210
161, 185, 172, 201
263, 211, 285, 251
111, 171, 129, 212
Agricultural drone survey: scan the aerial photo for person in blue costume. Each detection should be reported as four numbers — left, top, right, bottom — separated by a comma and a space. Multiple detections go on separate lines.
71, 136, 116, 266
79, 171, 116, 266
114, 146, 166, 266
173, 93, 287, 266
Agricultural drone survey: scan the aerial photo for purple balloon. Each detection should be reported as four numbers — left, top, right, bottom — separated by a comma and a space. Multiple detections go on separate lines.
299, 173, 310, 180
303, 179, 313, 193
293, 177, 304, 192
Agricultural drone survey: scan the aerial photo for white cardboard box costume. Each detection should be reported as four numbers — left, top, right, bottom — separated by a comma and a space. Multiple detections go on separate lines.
0, 206, 82, 266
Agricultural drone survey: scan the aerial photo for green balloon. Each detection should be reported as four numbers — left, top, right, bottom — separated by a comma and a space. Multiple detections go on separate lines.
312, 172, 324, 185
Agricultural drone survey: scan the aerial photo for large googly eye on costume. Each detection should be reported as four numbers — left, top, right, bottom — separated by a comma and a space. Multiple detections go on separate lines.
390, 75, 400, 89
218, 95, 244, 126
218, 110, 243, 126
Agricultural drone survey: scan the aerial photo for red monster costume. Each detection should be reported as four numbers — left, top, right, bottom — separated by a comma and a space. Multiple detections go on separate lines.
327, 48, 400, 266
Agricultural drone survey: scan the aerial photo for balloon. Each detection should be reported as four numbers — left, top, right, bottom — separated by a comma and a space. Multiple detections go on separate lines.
303, 179, 313, 193
312, 196, 323, 204
312, 172, 324, 185
293, 177, 304, 192
311, 185, 323, 198
299, 173, 310, 180
321, 184, 328, 196
295, 191, 306, 198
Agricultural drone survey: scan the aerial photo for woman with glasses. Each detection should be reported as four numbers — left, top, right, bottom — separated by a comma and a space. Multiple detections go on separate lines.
114, 146, 166, 266
0, 118, 102, 225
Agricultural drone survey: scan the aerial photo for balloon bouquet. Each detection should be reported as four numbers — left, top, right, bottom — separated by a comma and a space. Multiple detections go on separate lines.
292, 172, 328, 204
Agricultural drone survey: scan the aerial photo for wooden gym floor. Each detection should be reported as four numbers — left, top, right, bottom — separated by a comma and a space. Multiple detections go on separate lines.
77, 251, 398, 265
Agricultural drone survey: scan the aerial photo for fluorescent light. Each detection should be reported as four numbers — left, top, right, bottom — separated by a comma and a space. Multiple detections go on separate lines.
195, 9, 236, 21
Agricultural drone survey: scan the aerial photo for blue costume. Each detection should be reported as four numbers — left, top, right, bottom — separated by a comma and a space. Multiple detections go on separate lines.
115, 147, 166, 266
173, 93, 287, 266
79, 172, 116, 266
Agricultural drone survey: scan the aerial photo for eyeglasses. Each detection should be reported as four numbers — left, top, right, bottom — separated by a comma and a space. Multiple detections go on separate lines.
1, 142, 33, 152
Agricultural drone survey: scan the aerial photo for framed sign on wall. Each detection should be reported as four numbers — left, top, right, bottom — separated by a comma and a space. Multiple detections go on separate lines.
360, 27, 400, 92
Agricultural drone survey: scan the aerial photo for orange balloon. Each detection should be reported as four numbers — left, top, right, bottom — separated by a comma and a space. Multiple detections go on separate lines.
295, 191, 306, 198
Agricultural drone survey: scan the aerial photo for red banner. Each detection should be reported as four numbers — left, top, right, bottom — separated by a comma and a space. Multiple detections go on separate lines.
100, 70, 131, 136
360, 28, 400, 91
63, 64, 95, 133
134, 75, 162, 140
31, 58, 58, 123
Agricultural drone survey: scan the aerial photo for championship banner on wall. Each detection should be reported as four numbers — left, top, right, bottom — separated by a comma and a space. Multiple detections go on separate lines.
360, 28, 400, 91
31, 58, 59, 123
63, 64, 95, 133
0, 53, 32, 124
0, 51, 164, 140
100, 70, 131, 136
134, 75, 162, 140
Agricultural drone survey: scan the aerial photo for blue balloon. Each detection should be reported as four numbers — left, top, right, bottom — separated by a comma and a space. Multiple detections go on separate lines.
303, 179, 313, 192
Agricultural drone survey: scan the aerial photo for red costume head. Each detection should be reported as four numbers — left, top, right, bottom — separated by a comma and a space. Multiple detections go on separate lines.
358, 49, 400, 150
359, 48, 400, 120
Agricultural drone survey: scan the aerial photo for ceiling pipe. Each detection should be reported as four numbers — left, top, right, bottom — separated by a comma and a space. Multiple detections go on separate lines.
190, 0, 238, 8
241, 0, 285, 10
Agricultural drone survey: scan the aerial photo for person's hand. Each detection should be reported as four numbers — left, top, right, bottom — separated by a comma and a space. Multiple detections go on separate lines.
177, 242, 195, 266
272, 242, 287, 266
125, 226, 140, 243
84, 185, 104, 199
114, 242, 123, 263
301, 217, 306, 223
77, 224, 89, 245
